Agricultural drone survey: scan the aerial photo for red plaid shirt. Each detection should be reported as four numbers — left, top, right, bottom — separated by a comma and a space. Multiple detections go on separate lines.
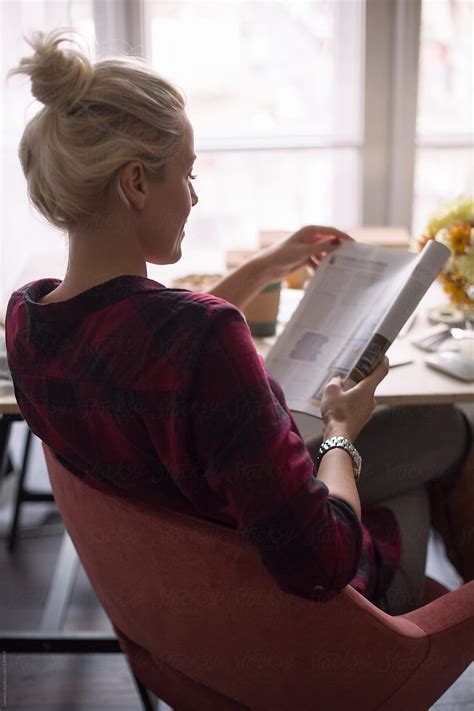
6, 275, 400, 603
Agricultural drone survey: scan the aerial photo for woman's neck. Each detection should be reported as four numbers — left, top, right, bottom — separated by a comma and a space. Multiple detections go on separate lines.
56, 222, 147, 299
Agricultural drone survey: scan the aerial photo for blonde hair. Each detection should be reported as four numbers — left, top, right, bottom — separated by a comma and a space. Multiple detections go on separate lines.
9, 28, 187, 230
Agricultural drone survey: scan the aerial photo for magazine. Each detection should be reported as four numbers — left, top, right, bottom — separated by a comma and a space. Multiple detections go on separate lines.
265, 239, 450, 418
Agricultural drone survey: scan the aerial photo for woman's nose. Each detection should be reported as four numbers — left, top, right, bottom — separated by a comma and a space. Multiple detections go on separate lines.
190, 183, 198, 207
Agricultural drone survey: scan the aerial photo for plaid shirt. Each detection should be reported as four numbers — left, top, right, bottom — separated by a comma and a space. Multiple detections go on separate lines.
6, 275, 400, 604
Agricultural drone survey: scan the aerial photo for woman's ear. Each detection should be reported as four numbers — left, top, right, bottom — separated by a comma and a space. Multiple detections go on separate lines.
118, 162, 148, 210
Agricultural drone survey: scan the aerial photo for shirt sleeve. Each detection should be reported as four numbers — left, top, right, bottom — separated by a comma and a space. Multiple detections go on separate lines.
187, 303, 363, 601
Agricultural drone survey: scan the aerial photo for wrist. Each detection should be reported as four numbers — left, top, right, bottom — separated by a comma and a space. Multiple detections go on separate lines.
249, 251, 278, 286
323, 419, 352, 440
317, 435, 362, 483
210, 255, 274, 311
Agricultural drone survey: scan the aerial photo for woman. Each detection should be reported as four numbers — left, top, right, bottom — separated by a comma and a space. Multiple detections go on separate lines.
5, 30, 472, 615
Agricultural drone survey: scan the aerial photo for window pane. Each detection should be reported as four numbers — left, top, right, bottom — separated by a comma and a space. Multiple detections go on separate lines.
413, 0, 473, 237
417, 0, 473, 136
412, 148, 474, 236
1, 1, 95, 303
151, 148, 360, 284
144, 0, 364, 141
144, 0, 363, 275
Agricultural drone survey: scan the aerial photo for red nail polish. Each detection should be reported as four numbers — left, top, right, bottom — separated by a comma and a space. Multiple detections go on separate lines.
330, 237, 341, 245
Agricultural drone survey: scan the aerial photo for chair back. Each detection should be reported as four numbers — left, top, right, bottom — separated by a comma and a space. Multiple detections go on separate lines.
43, 443, 474, 711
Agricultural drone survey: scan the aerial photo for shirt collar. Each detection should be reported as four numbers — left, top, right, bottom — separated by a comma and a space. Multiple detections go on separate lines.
20, 275, 167, 322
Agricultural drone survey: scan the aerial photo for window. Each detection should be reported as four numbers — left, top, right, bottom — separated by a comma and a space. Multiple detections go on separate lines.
144, 0, 364, 281
413, 0, 474, 235
1, 0, 472, 301
0, 1, 96, 304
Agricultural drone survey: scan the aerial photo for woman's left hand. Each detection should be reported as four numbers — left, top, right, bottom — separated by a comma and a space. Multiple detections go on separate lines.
258, 225, 353, 281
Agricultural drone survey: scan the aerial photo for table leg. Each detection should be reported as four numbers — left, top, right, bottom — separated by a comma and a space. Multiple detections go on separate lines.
6, 426, 55, 551
1, 415, 17, 480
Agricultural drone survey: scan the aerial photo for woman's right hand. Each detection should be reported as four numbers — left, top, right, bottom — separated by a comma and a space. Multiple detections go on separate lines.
320, 357, 390, 442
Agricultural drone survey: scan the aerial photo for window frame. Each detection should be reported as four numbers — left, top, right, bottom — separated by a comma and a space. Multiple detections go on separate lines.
44, 0, 474, 234
363, 0, 422, 229
97, 0, 464, 234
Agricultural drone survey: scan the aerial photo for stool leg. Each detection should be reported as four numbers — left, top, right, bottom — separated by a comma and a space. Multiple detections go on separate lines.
0, 416, 13, 479
8, 427, 33, 551
131, 670, 160, 710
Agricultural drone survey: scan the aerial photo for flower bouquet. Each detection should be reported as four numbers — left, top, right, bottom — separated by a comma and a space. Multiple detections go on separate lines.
417, 195, 474, 318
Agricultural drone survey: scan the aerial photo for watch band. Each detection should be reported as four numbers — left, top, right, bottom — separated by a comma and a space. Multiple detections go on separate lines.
316, 436, 362, 482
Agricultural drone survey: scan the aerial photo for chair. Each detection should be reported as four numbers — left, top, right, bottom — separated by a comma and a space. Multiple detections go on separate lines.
42, 443, 474, 711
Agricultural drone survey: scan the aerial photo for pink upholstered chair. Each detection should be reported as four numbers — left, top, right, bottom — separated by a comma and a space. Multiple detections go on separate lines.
43, 443, 474, 711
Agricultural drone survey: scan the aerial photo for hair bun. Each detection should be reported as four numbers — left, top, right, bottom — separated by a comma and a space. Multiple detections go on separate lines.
13, 28, 93, 111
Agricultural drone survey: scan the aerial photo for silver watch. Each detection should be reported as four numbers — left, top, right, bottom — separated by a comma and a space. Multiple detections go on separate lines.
316, 436, 362, 482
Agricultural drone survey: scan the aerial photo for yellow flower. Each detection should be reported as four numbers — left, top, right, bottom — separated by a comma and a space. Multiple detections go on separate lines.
417, 232, 432, 251
442, 283, 471, 308
420, 196, 474, 310
445, 222, 472, 256
455, 250, 474, 284
426, 195, 474, 237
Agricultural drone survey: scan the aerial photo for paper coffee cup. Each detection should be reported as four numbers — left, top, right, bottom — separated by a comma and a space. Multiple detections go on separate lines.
243, 280, 281, 337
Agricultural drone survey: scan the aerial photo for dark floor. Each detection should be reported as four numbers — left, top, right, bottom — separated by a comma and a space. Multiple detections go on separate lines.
1, 420, 473, 710
1, 518, 145, 710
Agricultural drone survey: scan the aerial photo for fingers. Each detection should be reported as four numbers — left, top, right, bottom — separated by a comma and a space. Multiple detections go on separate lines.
298, 225, 353, 243
322, 377, 344, 402
306, 256, 320, 270
301, 236, 339, 254
320, 372, 376, 441
326, 375, 344, 389
354, 356, 390, 391
290, 225, 352, 270
371, 355, 390, 382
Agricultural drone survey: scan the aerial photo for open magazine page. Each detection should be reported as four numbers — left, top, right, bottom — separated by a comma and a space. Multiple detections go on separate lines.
265, 240, 448, 418
345, 240, 450, 387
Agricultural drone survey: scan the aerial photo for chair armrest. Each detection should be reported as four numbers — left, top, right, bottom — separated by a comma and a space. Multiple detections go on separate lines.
402, 581, 474, 647
377, 582, 474, 710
